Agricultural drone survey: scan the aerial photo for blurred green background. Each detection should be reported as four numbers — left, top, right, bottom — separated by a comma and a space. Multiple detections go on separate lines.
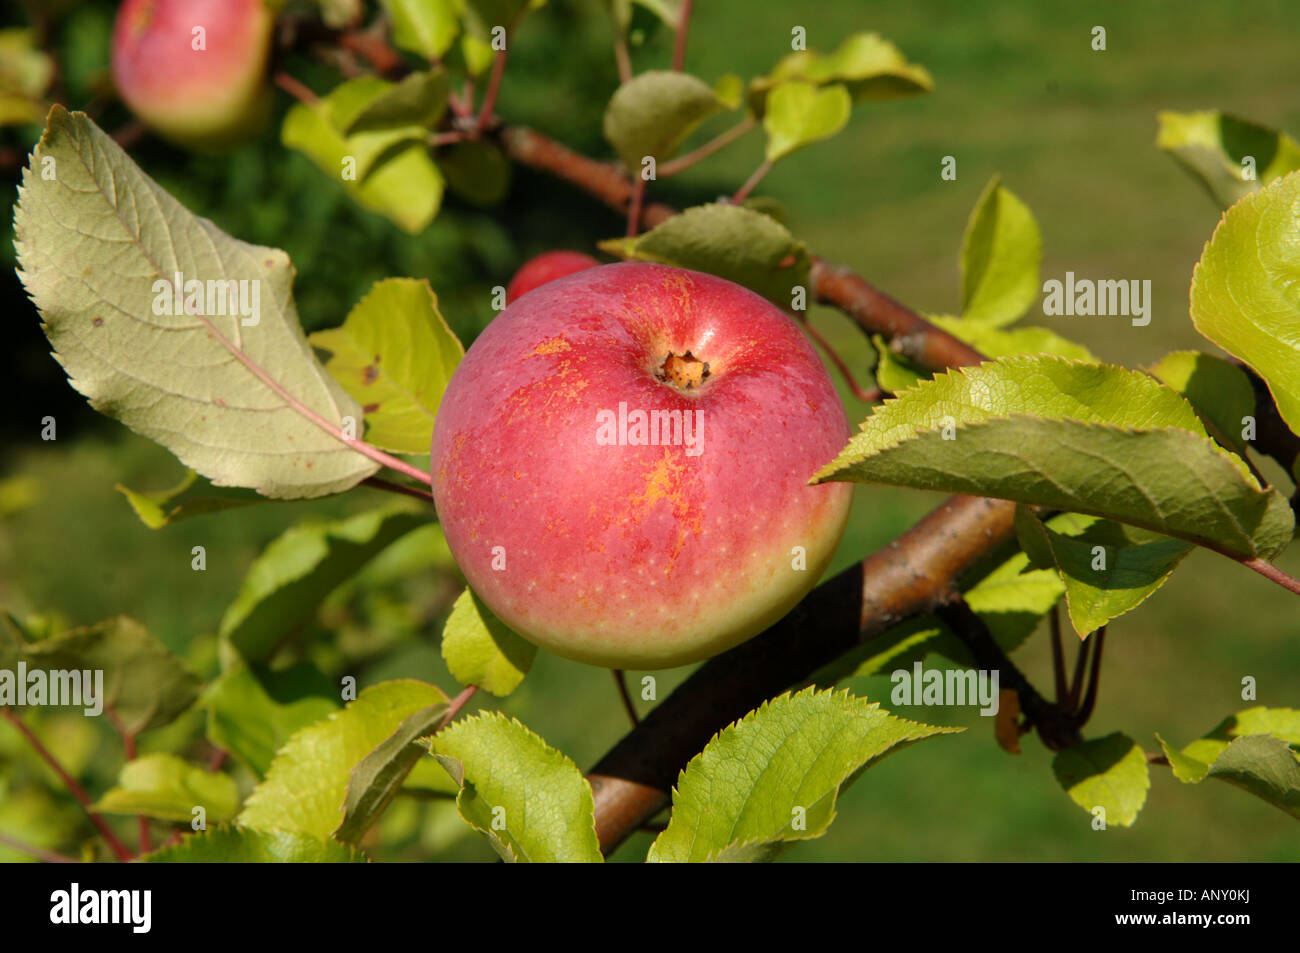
1, 0, 1297, 862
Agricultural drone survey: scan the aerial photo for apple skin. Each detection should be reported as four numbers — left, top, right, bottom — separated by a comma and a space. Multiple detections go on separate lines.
112, 0, 274, 150
505, 251, 599, 304
431, 262, 853, 669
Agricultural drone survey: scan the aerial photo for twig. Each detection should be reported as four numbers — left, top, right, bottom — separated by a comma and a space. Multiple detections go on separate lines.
274, 71, 320, 106
612, 670, 639, 727
672, 0, 695, 71
475, 46, 510, 135
731, 158, 773, 204
0, 830, 77, 864
105, 707, 150, 855
363, 476, 434, 503
658, 117, 756, 177
0, 708, 133, 862
801, 316, 882, 404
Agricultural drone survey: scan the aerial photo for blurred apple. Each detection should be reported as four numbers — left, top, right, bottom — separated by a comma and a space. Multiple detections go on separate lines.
505, 250, 599, 304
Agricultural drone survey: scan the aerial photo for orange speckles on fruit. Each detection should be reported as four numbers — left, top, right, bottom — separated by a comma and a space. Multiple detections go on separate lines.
501, 351, 591, 424
623, 449, 703, 572
529, 336, 572, 356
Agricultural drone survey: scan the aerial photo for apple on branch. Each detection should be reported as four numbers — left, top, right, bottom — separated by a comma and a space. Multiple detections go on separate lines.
506, 250, 600, 304
431, 263, 853, 669
111, 0, 274, 150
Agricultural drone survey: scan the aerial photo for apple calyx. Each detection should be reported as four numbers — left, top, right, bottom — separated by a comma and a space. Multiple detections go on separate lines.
656, 350, 711, 391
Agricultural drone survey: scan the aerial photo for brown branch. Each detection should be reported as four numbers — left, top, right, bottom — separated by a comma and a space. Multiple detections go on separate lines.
672, 0, 695, 71
587, 495, 1017, 854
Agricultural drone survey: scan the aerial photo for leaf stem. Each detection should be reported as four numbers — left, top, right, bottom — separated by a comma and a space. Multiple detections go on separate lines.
0, 708, 133, 862
672, 0, 694, 71
105, 706, 150, 855
438, 685, 479, 731
273, 71, 320, 106
627, 176, 647, 238
658, 116, 756, 177
1237, 556, 1300, 596
363, 476, 434, 502
800, 316, 881, 404
475, 46, 509, 135
731, 158, 773, 204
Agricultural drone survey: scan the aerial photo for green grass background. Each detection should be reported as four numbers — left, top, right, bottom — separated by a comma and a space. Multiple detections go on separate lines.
1, 0, 1298, 861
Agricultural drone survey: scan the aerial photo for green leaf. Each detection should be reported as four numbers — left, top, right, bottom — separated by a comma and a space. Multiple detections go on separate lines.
438, 139, 512, 206
763, 81, 851, 163
1157, 110, 1300, 209
1052, 732, 1150, 827
1158, 725, 1300, 820
382, 0, 461, 60
282, 86, 444, 234
750, 32, 931, 114
309, 279, 464, 454
432, 712, 602, 862
239, 679, 447, 840
0, 28, 54, 126
314, 0, 364, 29
871, 316, 1095, 394
1175, 705, 1300, 767
219, 507, 428, 663
816, 356, 1294, 560
336, 702, 448, 843
1190, 171, 1300, 438
143, 826, 367, 863
961, 177, 1042, 326
441, 588, 536, 697
599, 202, 810, 306
114, 469, 260, 529
627, 0, 683, 28
647, 688, 957, 862
92, 753, 238, 823
1015, 508, 1193, 636
204, 662, 339, 778
1147, 350, 1256, 457
20, 617, 199, 735
603, 70, 731, 171
345, 70, 449, 134
14, 107, 377, 499
463, 0, 548, 33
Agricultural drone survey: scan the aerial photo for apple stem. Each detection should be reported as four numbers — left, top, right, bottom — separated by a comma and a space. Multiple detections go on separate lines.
672, 0, 695, 71
730, 158, 773, 205
612, 670, 640, 727
658, 116, 756, 177
626, 176, 646, 237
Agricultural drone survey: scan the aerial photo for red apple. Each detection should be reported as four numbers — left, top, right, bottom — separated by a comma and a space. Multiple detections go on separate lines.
432, 263, 853, 669
112, 0, 273, 150
505, 251, 599, 304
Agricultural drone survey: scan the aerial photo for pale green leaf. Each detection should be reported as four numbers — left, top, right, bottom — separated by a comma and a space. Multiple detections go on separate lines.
433, 712, 602, 862
441, 588, 536, 696
204, 662, 339, 778
13, 107, 377, 499
1147, 350, 1256, 457
309, 278, 464, 454
1052, 732, 1150, 827
1158, 723, 1300, 820
961, 177, 1042, 326
599, 202, 810, 306
1177, 705, 1300, 767
382, 0, 461, 60
219, 507, 428, 663
239, 679, 447, 840
336, 702, 448, 843
603, 70, 731, 170
114, 469, 260, 529
20, 617, 199, 736
816, 356, 1294, 560
1015, 508, 1193, 636
1189, 171, 1300, 437
1157, 110, 1300, 209
763, 81, 851, 163
648, 688, 957, 862
0, 28, 53, 126
750, 32, 931, 114
345, 70, 449, 134
92, 753, 238, 822
144, 826, 367, 863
